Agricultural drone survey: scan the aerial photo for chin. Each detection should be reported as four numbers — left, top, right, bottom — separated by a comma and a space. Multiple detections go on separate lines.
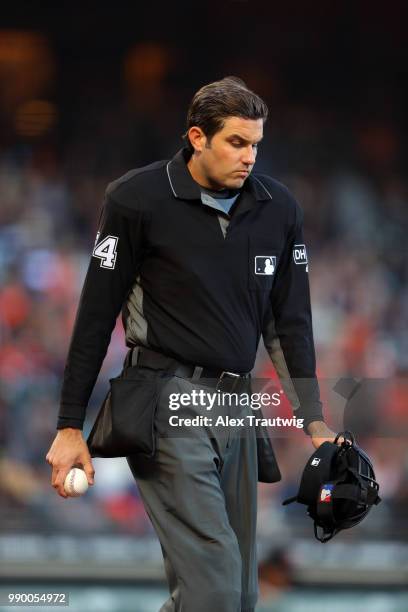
224, 177, 246, 189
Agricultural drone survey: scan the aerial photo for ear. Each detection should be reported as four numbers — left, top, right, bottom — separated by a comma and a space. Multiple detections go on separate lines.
188, 126, 206, 153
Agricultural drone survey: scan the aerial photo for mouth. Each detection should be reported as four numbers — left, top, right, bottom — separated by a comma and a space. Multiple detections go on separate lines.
235, 170, 249, 177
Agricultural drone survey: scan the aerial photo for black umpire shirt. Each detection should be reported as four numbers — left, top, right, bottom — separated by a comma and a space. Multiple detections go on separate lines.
57, 147, 324, 431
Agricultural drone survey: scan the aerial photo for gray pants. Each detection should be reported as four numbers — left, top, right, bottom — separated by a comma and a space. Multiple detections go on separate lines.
127, 375, 258, 612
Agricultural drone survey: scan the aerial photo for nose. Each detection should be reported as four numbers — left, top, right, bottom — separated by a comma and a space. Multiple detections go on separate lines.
241, 145, 256, 166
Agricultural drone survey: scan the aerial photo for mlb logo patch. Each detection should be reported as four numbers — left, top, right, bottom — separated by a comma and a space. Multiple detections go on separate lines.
319, 484, 334, 503
255, 256, 276, 275
293, 244, 308, 265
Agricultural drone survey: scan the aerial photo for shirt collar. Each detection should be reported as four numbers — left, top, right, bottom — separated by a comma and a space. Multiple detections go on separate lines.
166, 147, 272, 202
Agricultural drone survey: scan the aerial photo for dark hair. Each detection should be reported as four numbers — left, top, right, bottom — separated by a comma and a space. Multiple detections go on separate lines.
183, 76, 268, 152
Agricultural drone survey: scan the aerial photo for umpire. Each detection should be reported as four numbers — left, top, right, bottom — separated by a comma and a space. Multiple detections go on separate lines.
46, 77, 338, 612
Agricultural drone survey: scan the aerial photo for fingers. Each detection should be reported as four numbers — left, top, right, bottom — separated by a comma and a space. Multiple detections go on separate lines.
51, 465, 69, 498
48, 449, 70, 498
82, 460, 95, 486
311, 435, 337, 450
73, 451, 95, 486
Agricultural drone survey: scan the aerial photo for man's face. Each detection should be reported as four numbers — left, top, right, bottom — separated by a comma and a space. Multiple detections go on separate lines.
190, 116, 264, 190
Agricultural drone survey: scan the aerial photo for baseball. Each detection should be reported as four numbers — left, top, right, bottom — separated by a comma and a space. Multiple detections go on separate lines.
64, 467, 89, 497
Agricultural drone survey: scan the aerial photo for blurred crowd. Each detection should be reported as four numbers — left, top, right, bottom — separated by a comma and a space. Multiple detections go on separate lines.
0, 33, 407, 544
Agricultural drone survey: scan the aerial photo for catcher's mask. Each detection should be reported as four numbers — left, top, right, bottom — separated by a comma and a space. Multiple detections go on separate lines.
283, 431, 381, 543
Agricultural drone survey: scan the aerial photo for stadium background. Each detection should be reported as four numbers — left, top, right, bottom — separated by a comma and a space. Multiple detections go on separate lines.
0, 2, 407, 610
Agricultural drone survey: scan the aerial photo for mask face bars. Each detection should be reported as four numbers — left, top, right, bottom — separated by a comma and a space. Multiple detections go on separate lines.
315, 444, 380, 542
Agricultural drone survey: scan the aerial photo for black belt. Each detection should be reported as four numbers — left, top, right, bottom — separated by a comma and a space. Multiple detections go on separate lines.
130, 346, 250, 391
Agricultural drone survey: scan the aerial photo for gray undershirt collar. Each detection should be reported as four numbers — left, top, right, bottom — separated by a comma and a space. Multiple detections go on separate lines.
200, 186, 241, 215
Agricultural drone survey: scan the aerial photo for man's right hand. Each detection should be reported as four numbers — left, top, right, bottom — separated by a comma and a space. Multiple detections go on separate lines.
45, 428, 95, 498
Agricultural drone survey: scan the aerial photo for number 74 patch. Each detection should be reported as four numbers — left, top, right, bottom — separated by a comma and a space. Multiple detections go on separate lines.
92, 232, 118, 269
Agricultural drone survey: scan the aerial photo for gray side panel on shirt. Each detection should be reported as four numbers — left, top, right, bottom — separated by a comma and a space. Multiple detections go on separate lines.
125, 275, 149, 346
262, 315, 301, 410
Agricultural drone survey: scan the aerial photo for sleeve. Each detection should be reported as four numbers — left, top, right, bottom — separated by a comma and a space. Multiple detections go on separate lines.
56, 192, 146, 430
262, 194, 324, 432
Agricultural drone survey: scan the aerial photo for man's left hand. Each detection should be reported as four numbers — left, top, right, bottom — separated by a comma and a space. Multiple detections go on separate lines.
307, 421, 344, 449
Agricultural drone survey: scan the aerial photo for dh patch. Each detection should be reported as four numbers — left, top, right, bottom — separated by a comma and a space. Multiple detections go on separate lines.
293, 244, 308, 265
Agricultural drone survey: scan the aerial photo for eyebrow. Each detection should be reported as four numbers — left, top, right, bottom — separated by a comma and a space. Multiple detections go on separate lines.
227, 134, 263, 144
